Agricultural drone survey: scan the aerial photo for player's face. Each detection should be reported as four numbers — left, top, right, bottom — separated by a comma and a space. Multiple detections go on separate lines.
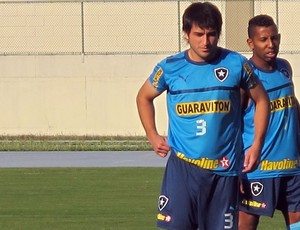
185, 24, 219, 62
247, 25, 280, 68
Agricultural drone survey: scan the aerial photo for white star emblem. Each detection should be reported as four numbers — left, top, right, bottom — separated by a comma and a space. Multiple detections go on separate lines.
217, 70, 226, 77
251, 182, 263, 196
214, 67, 229, 82
158, 195, 168, 211
253, 185, 261, 192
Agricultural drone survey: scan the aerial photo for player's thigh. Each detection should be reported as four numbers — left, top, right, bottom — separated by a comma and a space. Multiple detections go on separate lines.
202, 175, 239, 230
238, 211, 260, 230
278, 175, 300, 224
157, 154, 198, 229
239, 178, 280, 217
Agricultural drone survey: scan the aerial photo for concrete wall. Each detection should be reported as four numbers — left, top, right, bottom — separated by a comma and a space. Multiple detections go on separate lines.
0, 0, 299, 136
0, 54, 165, 135
0, 53, 299, 136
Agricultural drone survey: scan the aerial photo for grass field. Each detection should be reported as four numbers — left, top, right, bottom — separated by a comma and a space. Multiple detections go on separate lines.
0, 135, 152, 151
0, 167, 286, 230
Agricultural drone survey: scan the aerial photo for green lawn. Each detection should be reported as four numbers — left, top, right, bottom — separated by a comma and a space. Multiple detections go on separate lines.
0, 135, 151, 151
0, 167, 285, 230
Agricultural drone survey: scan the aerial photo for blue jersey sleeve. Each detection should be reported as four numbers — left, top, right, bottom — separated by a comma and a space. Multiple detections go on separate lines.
242, 61, 259, 90
148, 61, 168, 93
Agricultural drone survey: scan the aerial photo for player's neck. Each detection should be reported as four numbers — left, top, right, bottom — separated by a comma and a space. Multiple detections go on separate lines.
250, 57, 276, 71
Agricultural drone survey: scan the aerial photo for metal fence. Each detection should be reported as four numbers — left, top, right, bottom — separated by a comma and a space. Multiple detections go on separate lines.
0, 0, 299, 55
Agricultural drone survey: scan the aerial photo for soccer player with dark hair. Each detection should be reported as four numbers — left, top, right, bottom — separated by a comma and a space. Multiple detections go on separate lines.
239, 14, 300, 230
136, 2, 270, 229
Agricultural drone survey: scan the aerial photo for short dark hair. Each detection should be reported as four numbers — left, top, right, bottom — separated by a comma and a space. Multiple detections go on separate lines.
248, 14, 277, 38
182, 2, 222, 36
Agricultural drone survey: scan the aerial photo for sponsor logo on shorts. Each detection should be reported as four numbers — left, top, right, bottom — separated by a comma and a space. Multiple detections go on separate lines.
157, 213, 172, 222
241, 199, 267, 209
251, 182, 263, 196
214, 67, 229, 82
158, 195, 168, 211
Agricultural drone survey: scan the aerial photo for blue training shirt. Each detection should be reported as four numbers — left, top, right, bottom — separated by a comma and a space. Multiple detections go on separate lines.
242, 58, 300, 179
148, 49, 257, 176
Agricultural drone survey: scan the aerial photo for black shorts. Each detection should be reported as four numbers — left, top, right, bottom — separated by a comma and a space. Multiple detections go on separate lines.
239, 175, 300, 217
157, 153, 239, 230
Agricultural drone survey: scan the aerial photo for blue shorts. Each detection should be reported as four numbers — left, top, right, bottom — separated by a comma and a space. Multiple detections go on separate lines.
157, 153, 239, 230
239, 175, 300, 217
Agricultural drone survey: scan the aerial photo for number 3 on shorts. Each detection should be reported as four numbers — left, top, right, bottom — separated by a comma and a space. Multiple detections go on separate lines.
224, 213, 234, 229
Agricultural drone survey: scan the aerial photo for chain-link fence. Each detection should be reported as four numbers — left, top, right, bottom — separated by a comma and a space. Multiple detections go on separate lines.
0, 0, 299, 55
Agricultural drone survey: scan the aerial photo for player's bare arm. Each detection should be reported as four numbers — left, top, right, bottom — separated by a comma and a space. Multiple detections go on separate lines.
243, 82, 270, 173
240, 88, 250, 110
136, 80, 170, 158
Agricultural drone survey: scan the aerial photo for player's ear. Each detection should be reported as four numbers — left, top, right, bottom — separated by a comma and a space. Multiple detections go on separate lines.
247, 38, 254, 50
183, 32, 189, 41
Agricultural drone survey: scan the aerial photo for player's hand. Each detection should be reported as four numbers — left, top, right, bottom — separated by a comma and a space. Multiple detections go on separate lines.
147, 134, 170, 158
242, 145, 261, 173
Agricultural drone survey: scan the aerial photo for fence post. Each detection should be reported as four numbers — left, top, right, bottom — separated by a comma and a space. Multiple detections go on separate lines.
177, 0, 181, 52
81, 1, 85, 55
